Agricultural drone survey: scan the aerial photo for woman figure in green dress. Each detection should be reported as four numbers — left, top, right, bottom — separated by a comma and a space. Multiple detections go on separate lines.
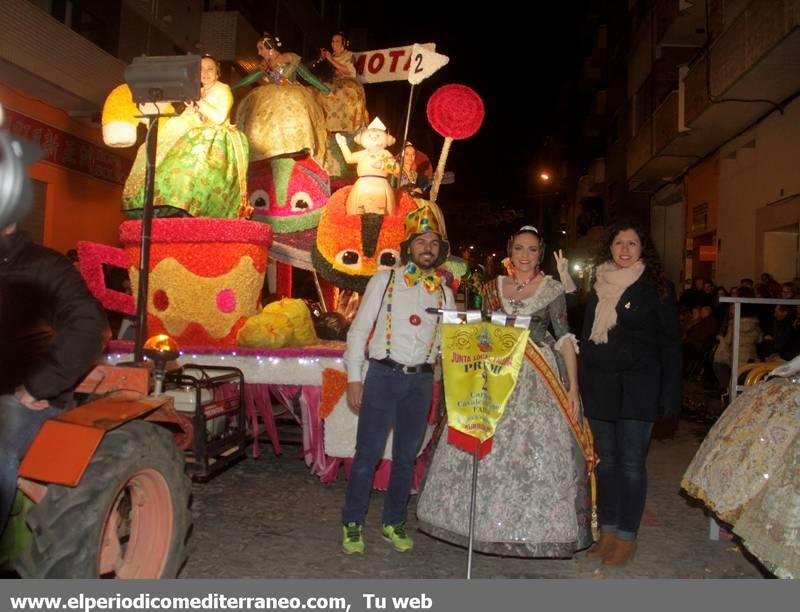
122, 55, 250, 219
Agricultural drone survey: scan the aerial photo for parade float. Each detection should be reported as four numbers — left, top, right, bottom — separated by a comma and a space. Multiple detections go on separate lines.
81, 41, 479, 491
1, 93, 194, 578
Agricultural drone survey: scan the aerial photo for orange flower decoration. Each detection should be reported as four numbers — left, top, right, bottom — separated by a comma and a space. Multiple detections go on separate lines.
320, 368, 349, 418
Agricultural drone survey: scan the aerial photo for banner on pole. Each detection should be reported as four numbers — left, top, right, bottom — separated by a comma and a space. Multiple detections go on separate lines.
353, 43, 437, 84
440, 322, 528, 458
407, 44, 450, 85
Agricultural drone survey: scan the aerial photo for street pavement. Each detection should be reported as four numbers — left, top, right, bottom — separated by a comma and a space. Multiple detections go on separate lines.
180, 418, 769, 579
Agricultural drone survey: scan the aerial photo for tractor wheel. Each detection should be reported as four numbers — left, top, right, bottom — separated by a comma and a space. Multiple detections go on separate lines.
16, 421, 191, 578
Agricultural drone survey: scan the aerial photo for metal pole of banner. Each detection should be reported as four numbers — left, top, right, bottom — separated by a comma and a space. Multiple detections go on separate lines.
133, 115, 160, 362
466, 445, 479, 579
398, 84, 415, 183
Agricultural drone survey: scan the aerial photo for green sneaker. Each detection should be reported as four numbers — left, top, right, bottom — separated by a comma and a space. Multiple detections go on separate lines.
382, 522, 414, 552
342, 522, 364, 555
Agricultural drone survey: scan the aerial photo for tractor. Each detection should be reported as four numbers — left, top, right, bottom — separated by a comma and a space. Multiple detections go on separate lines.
0, 57, 248, 578
0, 360, 192, 578
0, 336, 248, 578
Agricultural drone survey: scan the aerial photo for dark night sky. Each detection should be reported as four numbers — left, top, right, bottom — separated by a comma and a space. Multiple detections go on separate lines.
333, 1, 593, 249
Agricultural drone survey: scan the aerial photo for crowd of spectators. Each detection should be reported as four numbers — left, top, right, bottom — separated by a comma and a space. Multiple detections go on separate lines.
679, 273, 800, 392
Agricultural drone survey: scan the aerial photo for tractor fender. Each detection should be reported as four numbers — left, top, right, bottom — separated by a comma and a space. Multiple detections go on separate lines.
19, 395, 182, 487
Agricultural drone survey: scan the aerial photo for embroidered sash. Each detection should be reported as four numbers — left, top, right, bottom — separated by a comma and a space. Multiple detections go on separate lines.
480, 280, 502, 314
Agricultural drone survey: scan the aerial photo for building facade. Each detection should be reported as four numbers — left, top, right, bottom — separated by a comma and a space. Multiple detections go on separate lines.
573, 0, 800, 288
0, 0, 340, 252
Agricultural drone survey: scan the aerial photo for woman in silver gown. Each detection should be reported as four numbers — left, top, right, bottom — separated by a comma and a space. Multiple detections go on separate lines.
417, 226, 593, 557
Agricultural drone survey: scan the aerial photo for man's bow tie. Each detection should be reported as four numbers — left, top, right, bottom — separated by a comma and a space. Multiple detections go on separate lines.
403, 263, 442, 293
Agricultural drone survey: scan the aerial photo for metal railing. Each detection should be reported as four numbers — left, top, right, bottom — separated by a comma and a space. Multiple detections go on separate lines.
718, 296, 800, 403
705, 295, 800, 540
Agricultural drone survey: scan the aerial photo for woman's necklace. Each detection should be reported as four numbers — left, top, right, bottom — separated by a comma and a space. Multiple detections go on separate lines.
507, 273, 538, 314
513, 273, 537, 292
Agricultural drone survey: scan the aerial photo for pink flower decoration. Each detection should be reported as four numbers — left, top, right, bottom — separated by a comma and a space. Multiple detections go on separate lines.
216, 289, 237, 313
77, 241, 135, 315
153, 289, 169, 311
119, 218, 272, 246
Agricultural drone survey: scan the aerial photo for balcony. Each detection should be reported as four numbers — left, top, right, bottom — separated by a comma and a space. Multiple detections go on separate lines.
582, 56, 604, 85
672, 0, 800, 153
654, 90, 680, 151
626, 0, 800, 194
593, 157, 606, 183
0, 0, 125, 114
594, 89, 608, 116
656, 0, 707, 48
628, 118, 653, 180
627, 94, 696, 192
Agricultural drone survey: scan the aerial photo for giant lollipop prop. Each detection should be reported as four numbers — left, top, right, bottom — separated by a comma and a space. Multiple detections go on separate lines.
426, 84, 485, 203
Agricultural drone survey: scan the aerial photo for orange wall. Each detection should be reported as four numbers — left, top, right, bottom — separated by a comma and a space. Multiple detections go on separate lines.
685, 153, 720, 238
0, 86, 106, 146
1, 85, 125, 251
28, 163, 124, 252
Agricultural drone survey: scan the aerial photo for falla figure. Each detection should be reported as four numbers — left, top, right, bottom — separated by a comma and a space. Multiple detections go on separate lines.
335, 118, 399, 216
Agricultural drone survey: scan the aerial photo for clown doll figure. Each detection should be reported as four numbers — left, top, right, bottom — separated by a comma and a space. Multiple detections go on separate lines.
335, 118, 399, 216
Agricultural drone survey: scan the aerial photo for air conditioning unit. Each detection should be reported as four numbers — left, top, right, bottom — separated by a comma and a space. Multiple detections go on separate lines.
677, 64, 691, 134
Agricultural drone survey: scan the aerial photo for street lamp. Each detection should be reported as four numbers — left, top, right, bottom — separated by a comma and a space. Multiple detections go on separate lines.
532, 170, 556, 233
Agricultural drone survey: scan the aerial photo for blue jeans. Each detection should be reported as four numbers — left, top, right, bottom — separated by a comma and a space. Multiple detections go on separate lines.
589, 417, 654, 540
0, 394, 61, 534
342, 362, 433, 526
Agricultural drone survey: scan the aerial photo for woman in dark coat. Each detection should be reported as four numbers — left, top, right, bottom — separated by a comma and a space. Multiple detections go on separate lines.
579, 221, 682, 567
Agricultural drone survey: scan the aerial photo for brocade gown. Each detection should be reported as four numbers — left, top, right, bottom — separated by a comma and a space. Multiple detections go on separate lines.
122, 81, 249, 219
417, 276, 593, 557
682, 376, 800, 578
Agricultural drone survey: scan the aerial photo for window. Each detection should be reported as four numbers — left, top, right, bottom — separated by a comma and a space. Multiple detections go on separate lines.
692, 202, 709, 233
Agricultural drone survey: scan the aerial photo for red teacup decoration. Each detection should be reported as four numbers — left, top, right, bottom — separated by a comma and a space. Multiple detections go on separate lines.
80, 218, 272, 346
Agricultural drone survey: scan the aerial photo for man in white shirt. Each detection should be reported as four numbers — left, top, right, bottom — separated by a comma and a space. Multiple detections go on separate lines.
341, 203, 454, 554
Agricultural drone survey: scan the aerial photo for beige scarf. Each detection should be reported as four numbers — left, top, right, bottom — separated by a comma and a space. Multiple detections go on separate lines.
590, 260, 645, 344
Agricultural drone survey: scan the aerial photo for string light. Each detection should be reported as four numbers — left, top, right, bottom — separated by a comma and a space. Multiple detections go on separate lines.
103, 349, 344, 389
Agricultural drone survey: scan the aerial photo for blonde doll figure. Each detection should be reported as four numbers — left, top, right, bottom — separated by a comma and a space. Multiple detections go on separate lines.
335, 118, 399, 216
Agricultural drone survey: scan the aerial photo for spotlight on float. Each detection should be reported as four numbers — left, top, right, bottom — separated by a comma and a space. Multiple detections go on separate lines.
124, 55, 201, 365
124, 54, 201, 104
143, 334, 180, 395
